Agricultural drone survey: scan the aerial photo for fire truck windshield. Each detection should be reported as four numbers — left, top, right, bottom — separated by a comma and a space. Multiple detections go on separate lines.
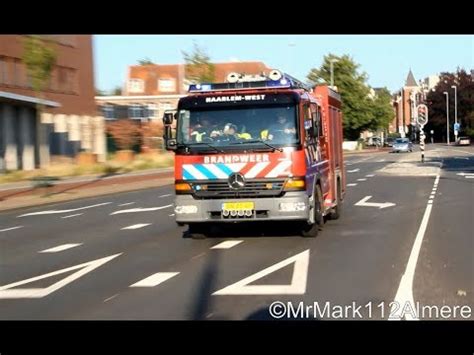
177, 104, 298, 151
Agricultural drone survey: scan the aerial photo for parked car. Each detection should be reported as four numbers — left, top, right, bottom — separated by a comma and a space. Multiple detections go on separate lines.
392, 138, 413, 153
457, 137, 471, 146
385, 137, 395, 147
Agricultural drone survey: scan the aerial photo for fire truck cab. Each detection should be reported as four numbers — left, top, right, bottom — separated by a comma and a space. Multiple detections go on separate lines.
163, 70, 345, 238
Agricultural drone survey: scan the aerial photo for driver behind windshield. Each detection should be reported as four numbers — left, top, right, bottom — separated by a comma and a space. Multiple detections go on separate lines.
267, 113, 296, 141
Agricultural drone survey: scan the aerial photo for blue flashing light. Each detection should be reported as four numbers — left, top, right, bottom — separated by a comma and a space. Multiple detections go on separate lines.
188, 73, 309, 93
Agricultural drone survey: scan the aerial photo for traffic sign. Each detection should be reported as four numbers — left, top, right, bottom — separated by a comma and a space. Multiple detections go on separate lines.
416, 104, 428, 126
454, 122, 460, 131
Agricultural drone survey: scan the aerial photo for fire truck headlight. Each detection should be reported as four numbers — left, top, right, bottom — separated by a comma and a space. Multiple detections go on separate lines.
175, 205, 198, 214
279, 202, 307, 212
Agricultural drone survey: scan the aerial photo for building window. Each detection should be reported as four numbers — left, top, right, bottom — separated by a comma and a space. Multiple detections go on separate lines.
0, 57, 6, 84
129, 104, 145, 119
128, 79, 144, 93
103, 105, 115, 120
147, 104, 158, 119
158, 78, 175, 92
160, 102, 173, 111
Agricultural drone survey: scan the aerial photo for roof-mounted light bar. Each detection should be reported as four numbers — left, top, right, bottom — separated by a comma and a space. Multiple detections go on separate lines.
188, 69, 311, 93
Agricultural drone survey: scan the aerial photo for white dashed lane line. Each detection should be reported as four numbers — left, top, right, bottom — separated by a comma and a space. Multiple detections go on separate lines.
211, 240, 244, 249
61, 213, 83, 219
365, 174, 375, 177
18, 202, 112, 217
129, 272, 179, 287
347, 183, 358, 187
159, 194, 173, 198
357, 178, 367, 181
118, 202, 135, 207
121, 223, 151, 230
0, 226, 24, 233
39, 243, 82, 253
110, 205, 173, 215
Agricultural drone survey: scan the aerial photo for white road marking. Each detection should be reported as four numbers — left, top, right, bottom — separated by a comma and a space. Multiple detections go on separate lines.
377, 159, 386, 162
0, 253, 121, 299
390, 175, 439, 320
158, 194, 173, 198
466, 176, 474, 179
103, 294, 119, 302
366, 174, 375, 177
213, 249, 310, 295
61, 213, 83, 219
0, 226, 23, 233
211, 240, 243, 249
118, 202, 135, 206
130, 272, 179, 287
347, 183, 358, 187
169, 214, 175, 217
454, 157, 469, 160
121, 223, 151, 230
39, 243, 82, 253
354, 196, 396, 209
429, 195, 435, 199
456, 173, 474, 176
111, 205, 173, 215
357, 178, 367, 181
18, 202, 112, 217
347, 168, 360, 173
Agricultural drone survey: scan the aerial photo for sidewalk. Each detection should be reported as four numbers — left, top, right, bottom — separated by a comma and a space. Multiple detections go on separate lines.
0, 168, 174, 212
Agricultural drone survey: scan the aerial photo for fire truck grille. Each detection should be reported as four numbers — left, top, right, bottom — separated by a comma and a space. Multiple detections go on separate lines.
190, 179, 286, 199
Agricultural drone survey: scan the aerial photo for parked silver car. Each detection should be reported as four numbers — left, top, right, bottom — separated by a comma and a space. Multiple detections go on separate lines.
392, 138, 413, 153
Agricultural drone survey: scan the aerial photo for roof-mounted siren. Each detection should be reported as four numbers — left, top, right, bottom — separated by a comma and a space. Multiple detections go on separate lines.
226, 72, 241, 83
268, 69, 283, 81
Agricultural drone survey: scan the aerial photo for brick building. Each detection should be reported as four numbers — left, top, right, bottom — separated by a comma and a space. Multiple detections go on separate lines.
0, 35, 105, 171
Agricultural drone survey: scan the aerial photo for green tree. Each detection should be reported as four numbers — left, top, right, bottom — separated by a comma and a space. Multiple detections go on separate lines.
368, 88, 394, 132
425, 68, 473, 142
307, 54, 378, 140
22, 35, 57, 93
182, 43, 215, 83
138, 57, 154, 65
111, 86, 122, 95
95, 88, 106, 96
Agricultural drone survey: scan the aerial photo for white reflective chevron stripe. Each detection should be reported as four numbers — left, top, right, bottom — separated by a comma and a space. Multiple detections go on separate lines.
266, 160, 292, 178
227, 163, 246, 172
245, 162, 270, 178
183, 164, 207, 180
204, 164, 229, 179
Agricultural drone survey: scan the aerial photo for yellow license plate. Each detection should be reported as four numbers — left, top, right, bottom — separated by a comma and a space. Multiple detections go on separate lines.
222, 202, 255, 211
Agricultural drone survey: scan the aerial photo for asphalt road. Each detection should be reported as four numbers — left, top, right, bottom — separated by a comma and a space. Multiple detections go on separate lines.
0, 144, 472, 320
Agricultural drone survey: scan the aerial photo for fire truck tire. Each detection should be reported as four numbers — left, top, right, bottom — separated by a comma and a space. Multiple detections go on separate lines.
300, 185, 323, 238
186, 224, 207, 239
328, 179, 342, 220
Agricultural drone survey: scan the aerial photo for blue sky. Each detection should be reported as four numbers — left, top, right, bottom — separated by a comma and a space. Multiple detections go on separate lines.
93, 35, 473, 93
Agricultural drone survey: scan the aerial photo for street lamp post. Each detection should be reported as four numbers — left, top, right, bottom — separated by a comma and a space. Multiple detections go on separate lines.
451, 85, 458, 142
443, 91, 450, 145
329, 59, 339, 89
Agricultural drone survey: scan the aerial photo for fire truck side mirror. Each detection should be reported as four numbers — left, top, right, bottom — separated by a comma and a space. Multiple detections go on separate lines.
163, 125, 177, 151
163, 112, 174, 125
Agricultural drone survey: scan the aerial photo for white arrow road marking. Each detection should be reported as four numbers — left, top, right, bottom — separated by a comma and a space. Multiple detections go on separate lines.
347, 169, 360, 173
213, 249, 310, 295
354, 196, 396, 209
18, 202, 112, 217
130, 272, 179, 287
110, 205, 173, 215
347, 183, 358, 187
390, 175, 440, 320
0, 253, 122, 299
0, 226, 23, 233
121, 223, 151, 230
39, 243, 82, 253
211, 240, 243, 249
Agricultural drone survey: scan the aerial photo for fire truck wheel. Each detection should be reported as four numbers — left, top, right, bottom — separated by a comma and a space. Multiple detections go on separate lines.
328, 179, 342, 220
186, 224, 208, 239
300, 185, 323, 238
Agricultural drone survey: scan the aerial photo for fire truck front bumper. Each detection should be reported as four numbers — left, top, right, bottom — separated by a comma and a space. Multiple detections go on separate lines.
174, 192, 310, 223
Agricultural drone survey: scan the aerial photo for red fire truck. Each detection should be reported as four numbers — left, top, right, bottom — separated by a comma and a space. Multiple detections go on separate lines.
163, 70, 345, 238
